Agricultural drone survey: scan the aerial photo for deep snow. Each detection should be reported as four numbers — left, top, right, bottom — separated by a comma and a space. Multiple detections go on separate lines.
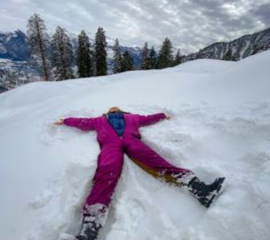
0, 51, 270, 240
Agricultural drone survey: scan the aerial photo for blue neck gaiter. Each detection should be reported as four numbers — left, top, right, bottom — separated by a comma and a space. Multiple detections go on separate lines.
107, 112, 126, 136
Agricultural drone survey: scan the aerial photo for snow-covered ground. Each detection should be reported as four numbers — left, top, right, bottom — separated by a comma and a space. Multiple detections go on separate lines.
1, 51, 270, 240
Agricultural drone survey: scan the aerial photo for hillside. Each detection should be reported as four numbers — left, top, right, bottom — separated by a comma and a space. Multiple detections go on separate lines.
0, 51, 270, 240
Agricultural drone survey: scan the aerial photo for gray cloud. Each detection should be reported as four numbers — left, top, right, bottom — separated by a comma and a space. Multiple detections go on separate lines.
0, 0, 269, 54
249, 3, 270, 25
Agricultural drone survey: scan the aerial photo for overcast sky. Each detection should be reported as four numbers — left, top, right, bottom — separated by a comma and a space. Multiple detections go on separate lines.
1, 0, 270, 54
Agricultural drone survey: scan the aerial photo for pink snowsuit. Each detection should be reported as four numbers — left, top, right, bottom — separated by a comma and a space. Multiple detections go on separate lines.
64, 113, 194, 228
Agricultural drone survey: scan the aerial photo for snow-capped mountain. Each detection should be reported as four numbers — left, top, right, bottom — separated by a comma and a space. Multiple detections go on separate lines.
184, 28, 270, 62
0, 30, 31, 61
0, 27, 270, 93
1, 27, 270, 65
0, 30, 39, 92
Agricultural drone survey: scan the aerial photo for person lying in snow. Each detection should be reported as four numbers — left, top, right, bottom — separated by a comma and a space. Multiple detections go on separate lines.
55, 107, 225, 240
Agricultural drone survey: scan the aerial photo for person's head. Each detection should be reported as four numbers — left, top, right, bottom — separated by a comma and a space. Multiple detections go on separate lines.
107, 107, 122, 113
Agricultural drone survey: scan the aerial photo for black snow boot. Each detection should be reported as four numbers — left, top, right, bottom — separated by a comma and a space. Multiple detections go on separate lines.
187, 176, 225, 208
75, 229, 98, 240
75, 215, 101, 240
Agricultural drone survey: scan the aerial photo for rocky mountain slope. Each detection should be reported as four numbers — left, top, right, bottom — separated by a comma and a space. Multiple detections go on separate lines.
184, 28, 270, 62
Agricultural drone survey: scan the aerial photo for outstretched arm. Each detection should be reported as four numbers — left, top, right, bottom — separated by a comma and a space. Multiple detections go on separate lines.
55, 117, 96, 131
138, 113, 170, 127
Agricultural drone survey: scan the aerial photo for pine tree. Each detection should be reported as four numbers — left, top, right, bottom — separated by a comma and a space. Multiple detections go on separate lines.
113, 39, 122, 74
95, 27, 107, 76
150, 46, 157, 69
174, 49, 182, 66
121, 51, 134, 72
77, 30, 93, 78
51, 26, 74, 80
157, 37, 174, 69
27, 13, 51, 81
141, 42, 151, 70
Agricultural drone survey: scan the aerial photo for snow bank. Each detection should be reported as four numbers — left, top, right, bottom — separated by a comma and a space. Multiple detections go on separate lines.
0, 51, 270, 240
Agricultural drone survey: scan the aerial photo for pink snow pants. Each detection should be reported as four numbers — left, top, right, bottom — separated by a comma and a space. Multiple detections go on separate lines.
64, 113, 193, 225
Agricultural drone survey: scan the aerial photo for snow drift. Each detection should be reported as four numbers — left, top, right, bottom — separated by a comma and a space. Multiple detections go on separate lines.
0, 51, 270, 240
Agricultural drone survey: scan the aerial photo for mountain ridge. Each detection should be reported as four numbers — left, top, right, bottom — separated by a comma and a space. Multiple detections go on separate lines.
0, 27, 270, 93
183, 28, 270, 62
1, 27, 270, 63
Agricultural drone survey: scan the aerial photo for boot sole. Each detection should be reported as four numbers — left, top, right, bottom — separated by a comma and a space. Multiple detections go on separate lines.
205, 177, 226, 208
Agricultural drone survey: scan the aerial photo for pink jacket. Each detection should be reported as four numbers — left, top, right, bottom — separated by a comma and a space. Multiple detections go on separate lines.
64, 113, 166, 145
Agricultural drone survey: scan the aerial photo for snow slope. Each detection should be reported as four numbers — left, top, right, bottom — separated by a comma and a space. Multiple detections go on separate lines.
0, 51, 270, 240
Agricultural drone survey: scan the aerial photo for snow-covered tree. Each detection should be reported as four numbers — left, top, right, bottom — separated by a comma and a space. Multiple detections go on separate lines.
51, 26, 74, 80
113, 39, 122, 74
77, 30, 93, 78
95, 27, 107, 76
157, 38, 174, 69
141, 42, 151, 70
173, 49, 183, 66
0, 69, 35, 90
27, 13, 51, 81
121, 51, 134, 72
150, 46, 158, 69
